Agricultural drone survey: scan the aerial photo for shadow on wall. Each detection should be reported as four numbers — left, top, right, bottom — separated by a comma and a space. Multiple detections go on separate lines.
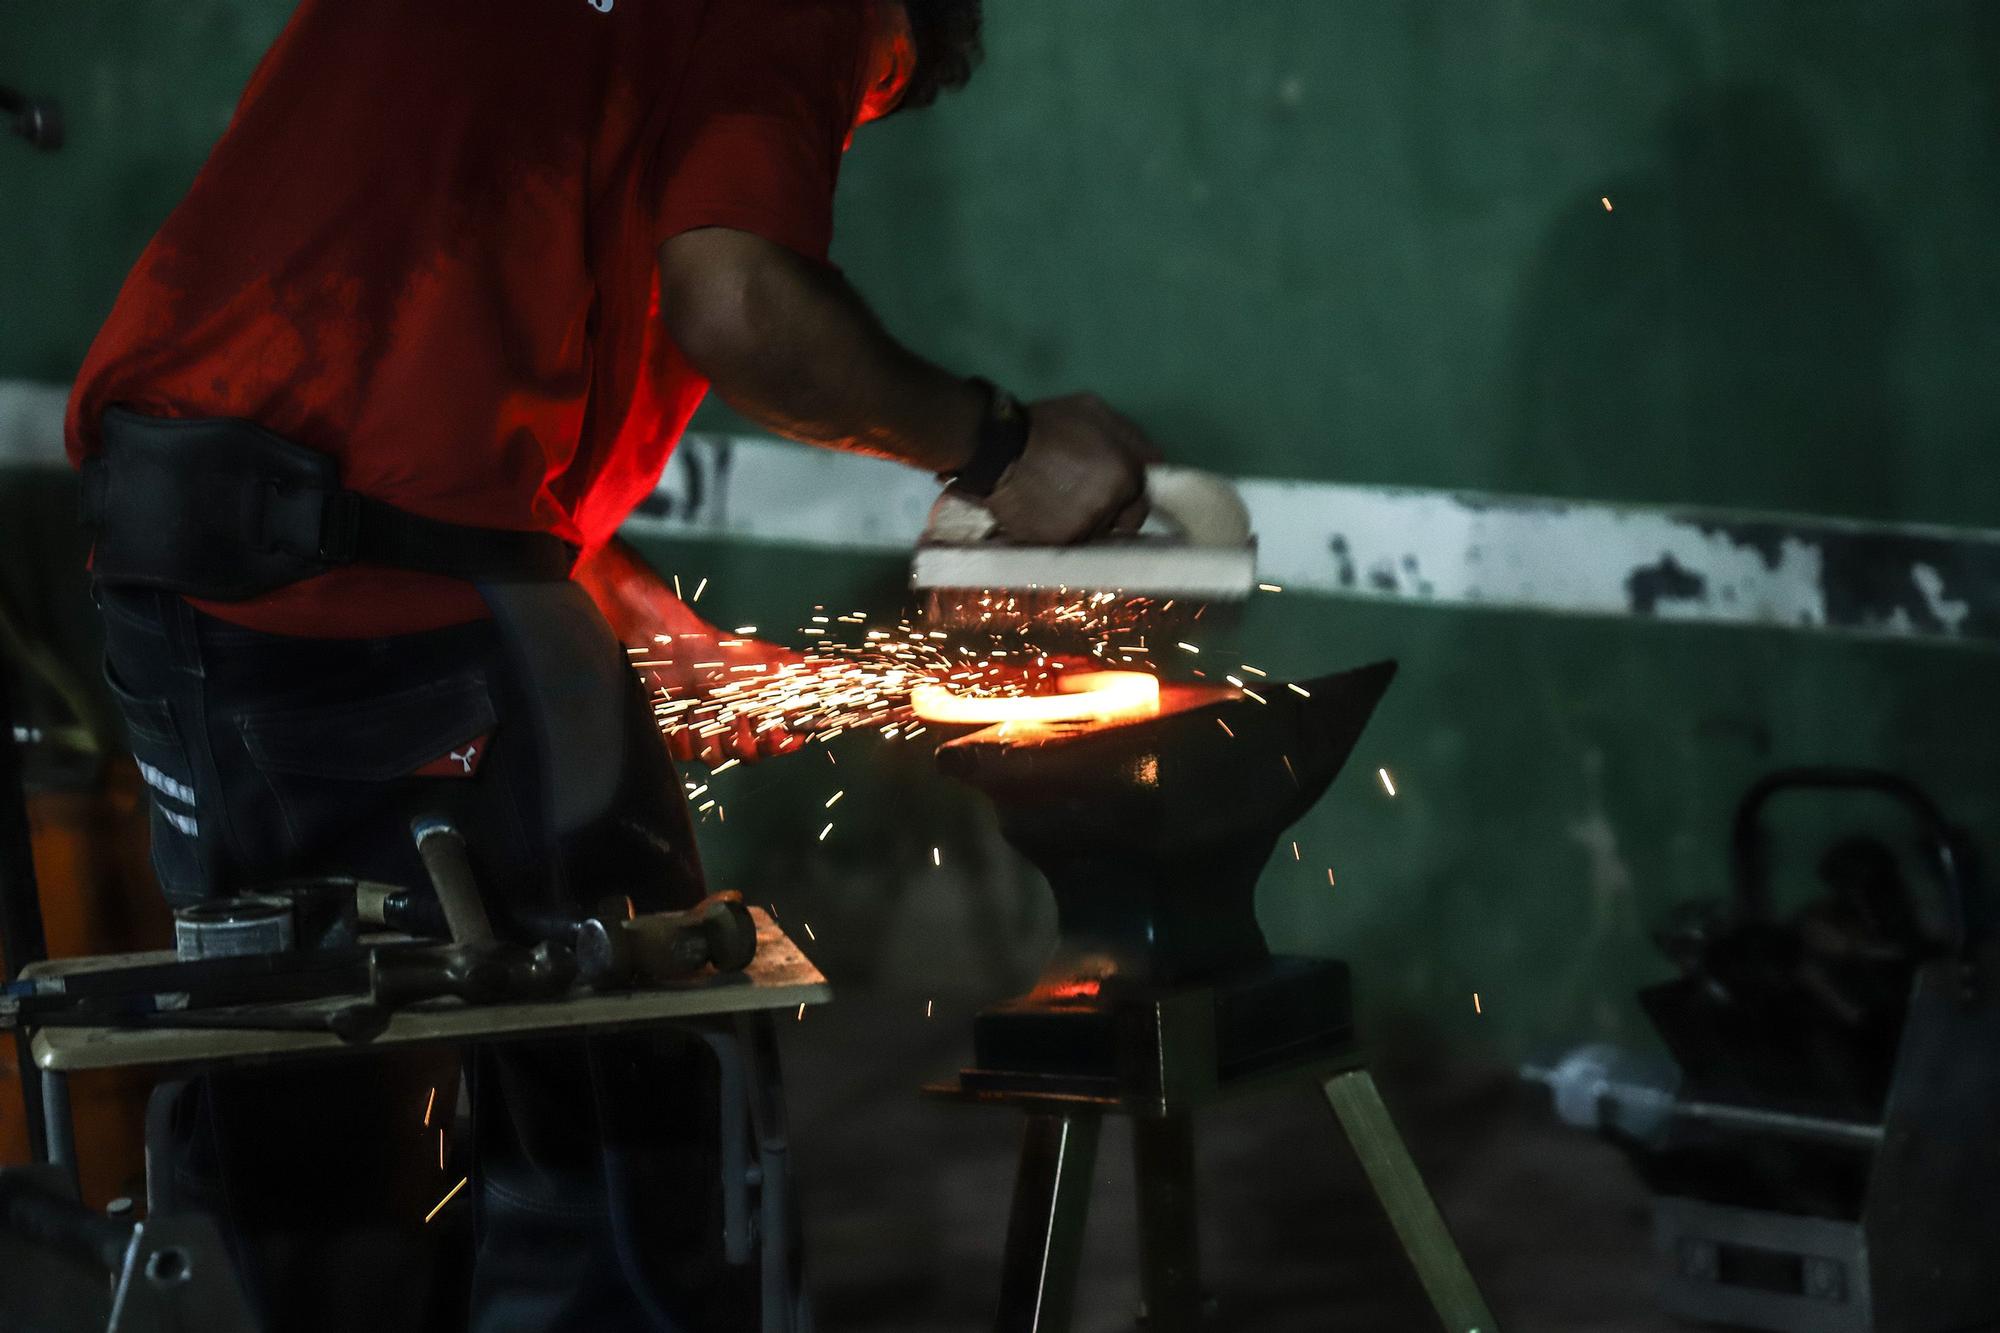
1505, 84, 1901, 521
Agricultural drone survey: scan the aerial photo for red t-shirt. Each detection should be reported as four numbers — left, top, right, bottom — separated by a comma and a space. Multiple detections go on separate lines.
67, 0, 882, 638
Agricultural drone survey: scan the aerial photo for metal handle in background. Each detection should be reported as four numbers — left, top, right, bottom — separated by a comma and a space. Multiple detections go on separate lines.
0, 86, 63, 151
1728, 766, 1980, 975
410, 816, 495, 947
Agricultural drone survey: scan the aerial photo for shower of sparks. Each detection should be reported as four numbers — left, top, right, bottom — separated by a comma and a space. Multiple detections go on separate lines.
639, 597, 1168, 768
1473, 992, 1483, 1014
1378, 767, 1397, 797
425, 1177, 469, 1224
423, 1087, 436, 1126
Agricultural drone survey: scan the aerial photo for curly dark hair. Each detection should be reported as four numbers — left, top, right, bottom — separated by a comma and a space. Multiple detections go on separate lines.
898, 0, 984, 112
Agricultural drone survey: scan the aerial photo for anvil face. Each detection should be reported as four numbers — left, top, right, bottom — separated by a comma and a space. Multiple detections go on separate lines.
936, 660, 1397, 989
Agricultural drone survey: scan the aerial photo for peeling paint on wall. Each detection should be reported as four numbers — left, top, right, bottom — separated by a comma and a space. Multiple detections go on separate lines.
7, 378, 1997, 650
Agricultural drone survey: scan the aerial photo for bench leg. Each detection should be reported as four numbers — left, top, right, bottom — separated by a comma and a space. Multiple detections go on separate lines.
995, 1112, 1101, 1333
41, 1068, 77, 1196
1133, 1111, 1204, 1331
1323, 1069, 1497, 1333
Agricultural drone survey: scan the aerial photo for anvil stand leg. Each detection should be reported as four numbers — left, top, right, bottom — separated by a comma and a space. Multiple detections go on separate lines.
1133, 1111, 1204, 1331
994, 1112, 1102, 1333
1323, 1069, 1497, 1332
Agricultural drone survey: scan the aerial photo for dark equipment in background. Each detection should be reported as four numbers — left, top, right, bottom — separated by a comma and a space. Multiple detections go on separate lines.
0, 1164, 256, 1331
1, 659, 54, 1165
927, 662, 1497, 1333
1528, 767, 2000, 1333
1, 84, 63, 150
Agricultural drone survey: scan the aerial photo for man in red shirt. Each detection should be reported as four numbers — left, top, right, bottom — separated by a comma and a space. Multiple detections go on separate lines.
65, 1, 1159, 1329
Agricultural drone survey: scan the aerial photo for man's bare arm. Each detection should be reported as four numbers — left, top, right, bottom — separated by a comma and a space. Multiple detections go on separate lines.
659, 227, 982, 472
658, 226, 1163, 543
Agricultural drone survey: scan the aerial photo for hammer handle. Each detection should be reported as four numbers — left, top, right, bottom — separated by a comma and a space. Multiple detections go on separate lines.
410, 817, 495, 947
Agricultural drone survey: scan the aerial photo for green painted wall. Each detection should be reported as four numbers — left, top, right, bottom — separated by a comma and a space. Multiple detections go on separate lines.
4, 2, 1997, 1058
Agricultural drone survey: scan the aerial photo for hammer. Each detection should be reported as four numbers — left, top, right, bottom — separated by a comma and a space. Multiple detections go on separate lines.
574, 891, 757, 987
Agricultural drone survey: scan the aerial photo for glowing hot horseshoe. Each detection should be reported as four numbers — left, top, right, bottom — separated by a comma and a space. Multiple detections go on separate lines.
910, 670, 1161, 726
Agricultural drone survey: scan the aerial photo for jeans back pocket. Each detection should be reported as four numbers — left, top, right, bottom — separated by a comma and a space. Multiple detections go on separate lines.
232, 671, 500, 868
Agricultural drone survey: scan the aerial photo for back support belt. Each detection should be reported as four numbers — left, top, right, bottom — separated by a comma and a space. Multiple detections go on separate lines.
80, 408, 576, 600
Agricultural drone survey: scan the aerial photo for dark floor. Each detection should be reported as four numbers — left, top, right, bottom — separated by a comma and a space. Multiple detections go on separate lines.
778, 993, 1676, 1333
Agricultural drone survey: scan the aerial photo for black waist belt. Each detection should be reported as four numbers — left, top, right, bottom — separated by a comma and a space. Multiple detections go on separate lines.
81, 408, 577, 600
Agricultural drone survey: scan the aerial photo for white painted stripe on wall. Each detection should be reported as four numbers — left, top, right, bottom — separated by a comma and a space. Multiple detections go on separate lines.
0, 379, 68, 465
9, 380, 1997, 646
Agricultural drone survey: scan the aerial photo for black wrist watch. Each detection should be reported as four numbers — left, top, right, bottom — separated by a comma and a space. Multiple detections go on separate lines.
939, 378, 1031, 499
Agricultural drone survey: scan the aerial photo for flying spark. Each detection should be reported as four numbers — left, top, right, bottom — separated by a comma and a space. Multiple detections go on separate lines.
1378, 767, 1397, 797
818, 822, 833, 841
803, 922, 816, 940
1473, 992, 1483, 1014
933, 847, 941, 866
1327, 868, 1337, 887
423, 1087, 436, 1126
1292, 841, 1300, 861
425, 1177, 469, 1224
692, 577, 708, 602
1601, 196, 1613, 211
1258, 583, 1283, 592
796, 1003, 806, 1021
1287, 683, 1310, 698
824, 790, 844, 808
1216, 719, 1234, 737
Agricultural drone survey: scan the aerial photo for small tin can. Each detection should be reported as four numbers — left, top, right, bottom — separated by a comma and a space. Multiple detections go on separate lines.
173, 896, 297, 960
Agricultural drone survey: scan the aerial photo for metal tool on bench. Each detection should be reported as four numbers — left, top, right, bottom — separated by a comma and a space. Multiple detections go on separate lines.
6, 817, 760, 1043
0, 1164, 256, 1332
1526, 767, 1999, 1333
912, 465, 1257, 644
921, 660, 1498, 1333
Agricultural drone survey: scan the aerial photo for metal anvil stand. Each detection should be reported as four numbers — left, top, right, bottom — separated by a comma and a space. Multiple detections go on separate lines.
924, 980, 1493, 1333
923, 663, 1497, 1332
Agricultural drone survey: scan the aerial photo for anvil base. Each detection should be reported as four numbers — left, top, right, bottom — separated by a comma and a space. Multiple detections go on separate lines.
941, 956, 1353, 1111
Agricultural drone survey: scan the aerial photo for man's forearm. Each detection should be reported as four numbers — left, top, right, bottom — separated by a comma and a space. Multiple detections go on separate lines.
659, 228, 982, 473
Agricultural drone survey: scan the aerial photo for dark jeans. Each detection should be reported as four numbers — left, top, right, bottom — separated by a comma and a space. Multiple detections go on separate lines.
97, 584, 754, 1332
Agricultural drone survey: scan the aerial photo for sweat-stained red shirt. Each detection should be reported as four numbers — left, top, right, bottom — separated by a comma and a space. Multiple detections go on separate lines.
67, 0, 885, 638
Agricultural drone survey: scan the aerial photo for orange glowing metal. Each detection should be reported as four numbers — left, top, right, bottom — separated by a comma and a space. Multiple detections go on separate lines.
909, 670, 1161, 726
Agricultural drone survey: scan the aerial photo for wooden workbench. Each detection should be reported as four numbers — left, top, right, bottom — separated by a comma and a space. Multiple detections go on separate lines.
26, 908, 828, 1073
